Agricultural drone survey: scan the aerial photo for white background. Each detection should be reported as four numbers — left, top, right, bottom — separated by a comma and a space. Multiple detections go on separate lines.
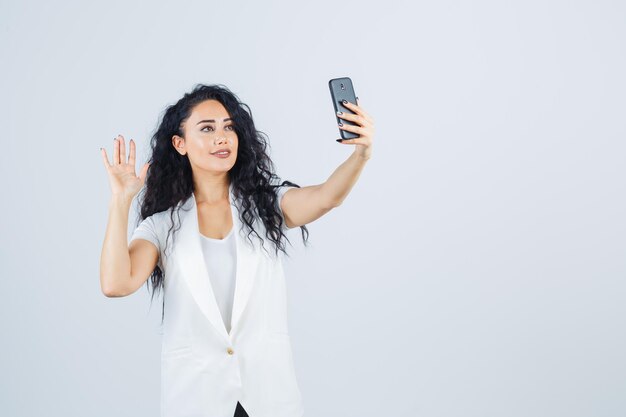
1, 0, 624, 416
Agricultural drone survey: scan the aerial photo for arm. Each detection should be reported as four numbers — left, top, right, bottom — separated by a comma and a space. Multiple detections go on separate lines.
280, 97, 375, 228
320, 151, 370, 207
99, 195, 134, 297
280, 152, 370, 228
99, 135, 155, 297
100, 194, 159, 298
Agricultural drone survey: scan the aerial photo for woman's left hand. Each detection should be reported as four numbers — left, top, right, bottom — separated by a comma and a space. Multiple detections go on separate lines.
337, 97, 375, 160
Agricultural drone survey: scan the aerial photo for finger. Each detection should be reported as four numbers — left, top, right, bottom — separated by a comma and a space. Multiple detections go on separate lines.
128, 138, 136, 167
337, 111, 371, 127
113, 135, 120, 165
138, 162, 150, 183
348, 97, 373, 123
353, 105, 374, 124
119, 135, 127, 165
342, 100, 374, 124
100, 147, 112, 170
336, 137, 363, 144
338, 122, 366, 135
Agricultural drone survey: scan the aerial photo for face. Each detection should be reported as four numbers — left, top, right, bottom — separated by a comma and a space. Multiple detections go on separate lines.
172, 99, 238, 174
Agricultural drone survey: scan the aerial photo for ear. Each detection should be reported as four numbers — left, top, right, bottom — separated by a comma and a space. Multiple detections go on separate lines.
172, 135, 186, 155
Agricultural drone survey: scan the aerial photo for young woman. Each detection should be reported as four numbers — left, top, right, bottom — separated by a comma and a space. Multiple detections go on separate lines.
99, 83, 375, 417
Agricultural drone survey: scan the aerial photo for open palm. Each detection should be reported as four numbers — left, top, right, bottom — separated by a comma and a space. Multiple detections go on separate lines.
100, 134, 150, 199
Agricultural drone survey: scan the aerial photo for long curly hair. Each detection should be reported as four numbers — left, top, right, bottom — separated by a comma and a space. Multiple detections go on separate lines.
134, 83, 310, 323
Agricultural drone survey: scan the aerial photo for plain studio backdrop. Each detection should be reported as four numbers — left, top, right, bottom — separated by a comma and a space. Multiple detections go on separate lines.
1, 0, 624, 416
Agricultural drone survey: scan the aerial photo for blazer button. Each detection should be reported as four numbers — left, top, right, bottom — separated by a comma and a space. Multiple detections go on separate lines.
227, 347, 234, 355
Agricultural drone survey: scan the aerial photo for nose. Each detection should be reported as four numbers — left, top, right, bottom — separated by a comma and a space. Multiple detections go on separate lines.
214, 136, 234, 145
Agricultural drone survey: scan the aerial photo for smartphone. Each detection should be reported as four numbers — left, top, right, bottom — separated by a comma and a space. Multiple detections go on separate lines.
329, 77, 359, 140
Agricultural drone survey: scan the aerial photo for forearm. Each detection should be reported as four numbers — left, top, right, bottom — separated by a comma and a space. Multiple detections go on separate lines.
321, 151, 370, 207
99, 194, 134, 297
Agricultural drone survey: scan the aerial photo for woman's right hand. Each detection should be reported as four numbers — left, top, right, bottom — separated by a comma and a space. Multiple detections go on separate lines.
100, 134, 150, 200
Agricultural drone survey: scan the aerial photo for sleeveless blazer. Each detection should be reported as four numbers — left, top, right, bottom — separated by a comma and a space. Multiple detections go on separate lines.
158, 183, 304, 417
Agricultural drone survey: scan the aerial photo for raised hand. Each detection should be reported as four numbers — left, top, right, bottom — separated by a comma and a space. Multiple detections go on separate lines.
100, 134, 150, 199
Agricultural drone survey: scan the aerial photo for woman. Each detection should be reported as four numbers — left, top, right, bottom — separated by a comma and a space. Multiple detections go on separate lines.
99, 83, 375, 417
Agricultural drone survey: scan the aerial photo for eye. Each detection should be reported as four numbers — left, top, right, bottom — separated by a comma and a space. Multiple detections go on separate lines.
201, 125, 234, 132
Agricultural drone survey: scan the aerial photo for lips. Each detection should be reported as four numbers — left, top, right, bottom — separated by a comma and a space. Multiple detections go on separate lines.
211, 148, 231, 155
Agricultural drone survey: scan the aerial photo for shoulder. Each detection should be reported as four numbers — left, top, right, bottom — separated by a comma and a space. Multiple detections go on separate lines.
149, 208, 183, 233
134, 207, 179, 238
274, 183, 298, 199
138, 208, 168, 225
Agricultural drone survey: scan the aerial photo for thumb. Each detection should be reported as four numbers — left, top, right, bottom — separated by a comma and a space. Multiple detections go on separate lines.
138, 162, 151, 183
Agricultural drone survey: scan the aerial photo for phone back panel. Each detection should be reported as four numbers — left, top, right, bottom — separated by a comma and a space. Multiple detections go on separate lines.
329, 77, 359, 140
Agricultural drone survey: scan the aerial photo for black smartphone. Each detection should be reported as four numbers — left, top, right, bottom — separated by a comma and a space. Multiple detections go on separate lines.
329, 77, 359, 141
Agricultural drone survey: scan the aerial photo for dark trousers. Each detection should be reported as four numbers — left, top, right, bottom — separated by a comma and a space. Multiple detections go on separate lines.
234, 401, 249, 417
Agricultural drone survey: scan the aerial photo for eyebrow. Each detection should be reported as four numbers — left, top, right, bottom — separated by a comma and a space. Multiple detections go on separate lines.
196, 118, 233, 125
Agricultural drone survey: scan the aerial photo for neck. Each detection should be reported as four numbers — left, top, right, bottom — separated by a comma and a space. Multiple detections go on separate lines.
193, 174, 230, 205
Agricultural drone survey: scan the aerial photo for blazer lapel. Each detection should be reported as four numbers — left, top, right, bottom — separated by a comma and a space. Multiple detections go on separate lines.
173, 183, 261, 342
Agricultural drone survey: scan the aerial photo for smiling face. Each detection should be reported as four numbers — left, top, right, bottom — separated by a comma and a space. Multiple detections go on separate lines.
172, 99, 239, 174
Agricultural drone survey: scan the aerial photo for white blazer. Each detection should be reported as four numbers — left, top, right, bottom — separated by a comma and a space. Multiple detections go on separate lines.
156, 183, 304, 417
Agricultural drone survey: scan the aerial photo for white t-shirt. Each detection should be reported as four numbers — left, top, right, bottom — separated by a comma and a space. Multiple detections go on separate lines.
129, 185, 295, 330
199, 226, 236, 333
